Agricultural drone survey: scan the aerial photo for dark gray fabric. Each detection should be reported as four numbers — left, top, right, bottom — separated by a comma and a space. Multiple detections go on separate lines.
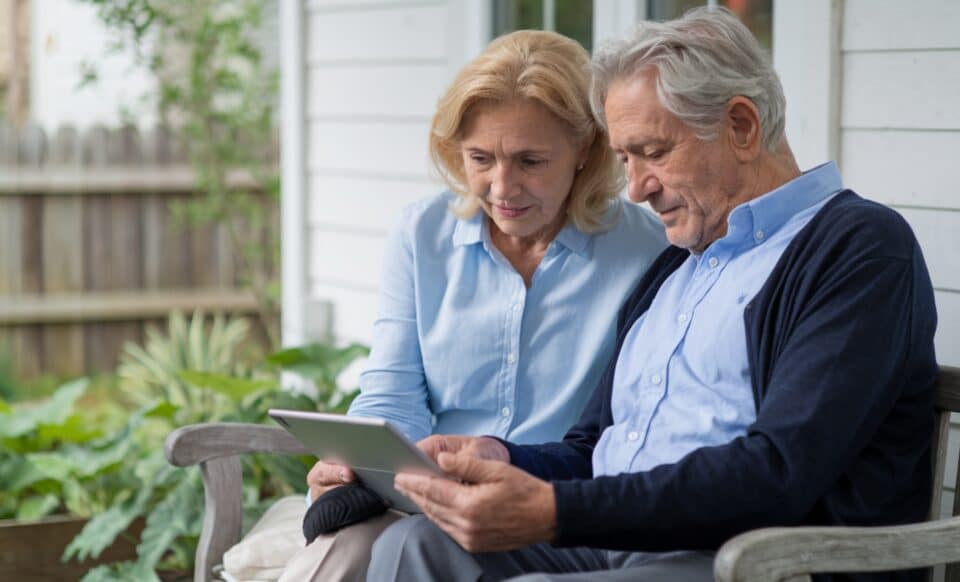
367, 515, 714, 582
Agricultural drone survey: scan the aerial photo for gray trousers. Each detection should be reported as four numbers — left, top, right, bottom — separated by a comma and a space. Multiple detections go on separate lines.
367, 515, 715, 582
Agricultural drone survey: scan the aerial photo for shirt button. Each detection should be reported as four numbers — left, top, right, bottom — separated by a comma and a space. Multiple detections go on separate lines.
501, 407, 511, 417
755, 230, 765, 241
507, 353, 516, 364
512, 303, 521, 312
708, 257, 719, 268
677, 313, 688, 324
627, 431, 639, 441
651, 373, 662, 385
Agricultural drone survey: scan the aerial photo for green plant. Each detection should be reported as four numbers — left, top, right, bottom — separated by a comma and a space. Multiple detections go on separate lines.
0, 379, 111, 522
80, 0, 282, 346
41, 310, 370, 580
118, 310, 256, 412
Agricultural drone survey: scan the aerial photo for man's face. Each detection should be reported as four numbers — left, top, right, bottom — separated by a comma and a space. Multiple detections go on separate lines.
605, 71, 742, 252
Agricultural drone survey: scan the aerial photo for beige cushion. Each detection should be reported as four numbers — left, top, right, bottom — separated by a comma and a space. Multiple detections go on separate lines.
220, 495, 307, 582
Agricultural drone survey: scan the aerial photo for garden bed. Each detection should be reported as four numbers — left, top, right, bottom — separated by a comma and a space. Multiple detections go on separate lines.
0, 515, 142, 581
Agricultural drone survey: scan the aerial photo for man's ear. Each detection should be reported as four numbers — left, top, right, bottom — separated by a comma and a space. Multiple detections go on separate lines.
725, 96, 762, 162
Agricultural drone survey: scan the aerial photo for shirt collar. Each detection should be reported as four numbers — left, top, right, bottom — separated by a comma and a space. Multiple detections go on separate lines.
727, 161, 843, 247
451, 211, 591, 257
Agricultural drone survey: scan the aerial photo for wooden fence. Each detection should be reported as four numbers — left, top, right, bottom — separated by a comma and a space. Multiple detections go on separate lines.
0, 122, 277, 380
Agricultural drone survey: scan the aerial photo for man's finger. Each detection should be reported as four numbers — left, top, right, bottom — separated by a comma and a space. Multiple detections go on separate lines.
400, 488, 473, 539
437, 451, 504, 484
395, 473, 463, 509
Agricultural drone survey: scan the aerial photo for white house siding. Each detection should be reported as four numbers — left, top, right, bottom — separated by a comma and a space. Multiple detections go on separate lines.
304, 0, 486, 342
838, 0, 960, 519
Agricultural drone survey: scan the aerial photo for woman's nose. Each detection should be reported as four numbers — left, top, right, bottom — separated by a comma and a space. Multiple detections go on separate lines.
490, 162, 518, 198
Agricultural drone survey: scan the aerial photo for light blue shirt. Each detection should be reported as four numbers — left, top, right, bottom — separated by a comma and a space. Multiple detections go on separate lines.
348, 192, 667, 445
593, 162, 844, 477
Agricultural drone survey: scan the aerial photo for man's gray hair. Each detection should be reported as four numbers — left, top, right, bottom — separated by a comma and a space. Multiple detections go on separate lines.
591, 7, 786, 151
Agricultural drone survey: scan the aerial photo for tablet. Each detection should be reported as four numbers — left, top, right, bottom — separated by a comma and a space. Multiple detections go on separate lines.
268, 409, 444, 513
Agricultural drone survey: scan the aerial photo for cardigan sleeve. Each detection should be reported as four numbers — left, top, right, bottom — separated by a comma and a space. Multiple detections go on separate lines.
546, 209, 937, 551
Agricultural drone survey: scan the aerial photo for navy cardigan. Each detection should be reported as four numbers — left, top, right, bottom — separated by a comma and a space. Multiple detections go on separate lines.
504, 191, 938, 579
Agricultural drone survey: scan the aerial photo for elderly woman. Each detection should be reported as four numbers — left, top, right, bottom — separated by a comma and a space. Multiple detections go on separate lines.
227, 30, 664, 582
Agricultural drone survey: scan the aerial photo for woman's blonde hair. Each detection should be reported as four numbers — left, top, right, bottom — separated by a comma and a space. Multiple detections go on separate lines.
429, 30, 624, 234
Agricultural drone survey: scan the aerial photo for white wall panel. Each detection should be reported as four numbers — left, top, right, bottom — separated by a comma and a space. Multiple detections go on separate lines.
306, 4, 448, 63
841, 51, 960, 130
308, 64, 448, 118
844, 0, 960, 51
898, 209, 960, 292
308, 120, 433, 177
310, 230, 386, 290
309, 283, 380, 343
946, 425, 959, 494
935, 291, 960, 368
842, 130, 960, 210
308, 175, 438, 232
773, 0, 841, 169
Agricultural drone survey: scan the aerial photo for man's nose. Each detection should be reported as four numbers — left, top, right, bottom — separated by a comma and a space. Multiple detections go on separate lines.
626, 160, 661, 203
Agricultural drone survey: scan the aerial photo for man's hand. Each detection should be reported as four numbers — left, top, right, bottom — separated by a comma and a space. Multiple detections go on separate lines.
306, 459, 356, 503
395, 451, 556, 552
417, 435, 510, 464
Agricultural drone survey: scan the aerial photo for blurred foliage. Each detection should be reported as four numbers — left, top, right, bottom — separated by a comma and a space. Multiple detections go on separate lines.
80, 0, 282, 346
0, 310, 369, 581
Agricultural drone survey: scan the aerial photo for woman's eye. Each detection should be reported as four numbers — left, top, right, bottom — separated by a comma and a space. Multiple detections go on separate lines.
470, 154, 489, 165
521, 158, 545, 168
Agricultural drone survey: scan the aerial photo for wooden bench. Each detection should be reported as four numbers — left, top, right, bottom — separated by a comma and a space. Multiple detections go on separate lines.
165, 366, 960, 582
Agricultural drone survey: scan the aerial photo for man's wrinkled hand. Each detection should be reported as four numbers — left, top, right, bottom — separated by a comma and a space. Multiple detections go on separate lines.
417, 435, 510, 464
394, 451, 555, 552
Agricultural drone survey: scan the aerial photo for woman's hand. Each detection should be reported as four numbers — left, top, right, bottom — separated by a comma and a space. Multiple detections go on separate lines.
306, 459, 356, 503
417, 435, 510, 465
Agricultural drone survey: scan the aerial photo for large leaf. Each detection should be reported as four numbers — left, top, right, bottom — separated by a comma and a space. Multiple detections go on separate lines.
266, 343, 368, 388
17, 493, 60, 521
133, 469, 204, 573
34, 413, 104, 447
0, 453, 46, 492
179, 369, 275, 402
80, 561, 159, 582
0, 378, 88, 438
63, 460, 179, 562
26, 436, 135, 480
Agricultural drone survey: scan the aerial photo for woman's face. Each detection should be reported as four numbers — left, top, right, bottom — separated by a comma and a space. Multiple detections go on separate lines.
460, 99, 586, 242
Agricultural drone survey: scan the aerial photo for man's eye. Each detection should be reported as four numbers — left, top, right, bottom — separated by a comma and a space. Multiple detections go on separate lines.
521, 158, 545, 167
645, 150, 665, 160
617, 154, 628, 165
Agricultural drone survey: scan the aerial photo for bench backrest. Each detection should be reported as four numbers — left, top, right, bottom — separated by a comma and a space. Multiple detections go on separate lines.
931, 366, 960, 521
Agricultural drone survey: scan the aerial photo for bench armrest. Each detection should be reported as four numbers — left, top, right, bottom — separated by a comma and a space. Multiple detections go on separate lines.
714, 516, 960, 582
164, 423, 310, 582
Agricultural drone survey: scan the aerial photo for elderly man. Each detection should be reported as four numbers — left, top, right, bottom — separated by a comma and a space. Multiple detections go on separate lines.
367, 7, 938, 582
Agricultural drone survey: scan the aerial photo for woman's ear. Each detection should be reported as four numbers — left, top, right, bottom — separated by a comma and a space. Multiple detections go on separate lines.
725, 96, 762, 162
576, 132, 595, 171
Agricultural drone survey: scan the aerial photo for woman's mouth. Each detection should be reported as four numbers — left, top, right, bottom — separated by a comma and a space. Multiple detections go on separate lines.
493, 204, 531, 218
